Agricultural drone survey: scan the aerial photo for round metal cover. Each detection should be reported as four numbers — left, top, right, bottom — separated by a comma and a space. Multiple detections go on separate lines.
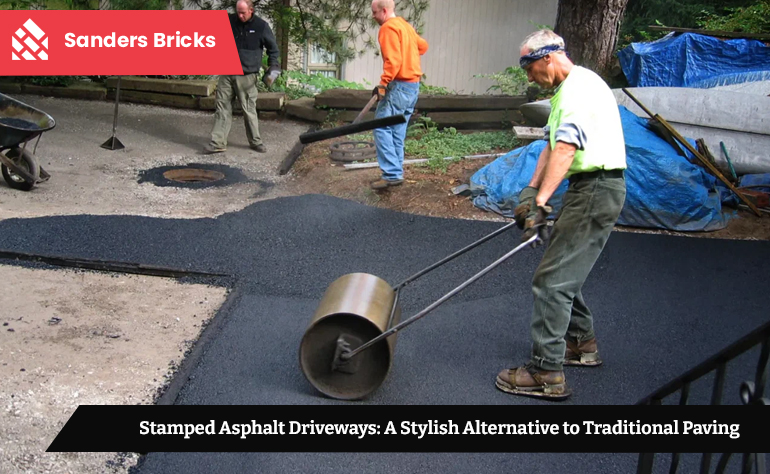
163, 168, 225, 183
328, 141, 377, 163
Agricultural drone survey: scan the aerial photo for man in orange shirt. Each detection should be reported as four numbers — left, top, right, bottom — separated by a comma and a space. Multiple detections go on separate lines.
369, 0, 428, 190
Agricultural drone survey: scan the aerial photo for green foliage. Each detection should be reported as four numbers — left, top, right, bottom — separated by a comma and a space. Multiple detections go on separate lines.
186, 0, 429, 67
0, 0, 46, 8
619, 0, 757, 47
60, 0, 97, 8
143, 75, 214, 81
109, 0, 174, 9
258, 70, 365, 100
404, 117, 519, 173
474, 66, 530, 96
4, 76, 85, 86
419, 82, 453, 95
348, 132, 373, 141
697, 0, 770, 33
528, 20, 553, 31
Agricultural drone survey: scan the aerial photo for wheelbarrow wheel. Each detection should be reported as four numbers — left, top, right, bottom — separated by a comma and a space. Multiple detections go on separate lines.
2, 147, 40, 191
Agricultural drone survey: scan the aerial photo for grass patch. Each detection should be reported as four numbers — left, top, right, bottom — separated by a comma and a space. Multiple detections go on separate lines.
404, 118, 519, 172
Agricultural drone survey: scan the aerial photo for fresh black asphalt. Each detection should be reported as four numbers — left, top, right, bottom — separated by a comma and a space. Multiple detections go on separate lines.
0, 194, 767, 473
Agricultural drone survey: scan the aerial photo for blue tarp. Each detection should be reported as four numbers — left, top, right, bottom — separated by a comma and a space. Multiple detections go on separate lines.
618, 32, 770, 88
740, 173, 770, 190
470, 106, 735, 232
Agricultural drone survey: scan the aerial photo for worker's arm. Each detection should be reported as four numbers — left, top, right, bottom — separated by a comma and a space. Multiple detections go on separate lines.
536, 141, 576, 207
417, 35, 428, 55
528, 142, 551, 189
379, 26, 402, 86
532, 116, 585, 206
263, 23, 281, 68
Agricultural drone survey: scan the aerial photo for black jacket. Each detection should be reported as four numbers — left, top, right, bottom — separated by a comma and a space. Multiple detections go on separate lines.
229, 13, 280, 74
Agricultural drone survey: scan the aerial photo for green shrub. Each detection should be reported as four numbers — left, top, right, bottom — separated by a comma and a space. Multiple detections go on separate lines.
698, 0, 770, 33
619, 0, 759, 46
420, 82, 453, 95
4, 76, 87, 87
404, 117, 519, 172
474, 66, 530, 96
258, 70, 366, 100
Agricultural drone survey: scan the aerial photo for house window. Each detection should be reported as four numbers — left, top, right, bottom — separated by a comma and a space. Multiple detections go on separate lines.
307, 43, 339, 78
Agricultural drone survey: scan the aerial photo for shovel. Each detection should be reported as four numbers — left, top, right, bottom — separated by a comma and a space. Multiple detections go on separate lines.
352, 94, 379, 124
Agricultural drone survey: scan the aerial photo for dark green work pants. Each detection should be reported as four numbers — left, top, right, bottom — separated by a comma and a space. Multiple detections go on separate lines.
530, 171, 626, 371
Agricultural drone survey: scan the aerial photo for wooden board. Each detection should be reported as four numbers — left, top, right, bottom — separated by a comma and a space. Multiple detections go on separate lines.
313, 89, 527, 111
105, 76, 217, 97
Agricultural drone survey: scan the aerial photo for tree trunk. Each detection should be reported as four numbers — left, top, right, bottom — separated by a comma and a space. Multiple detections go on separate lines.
554, 0, 629, 78
276, 0, 292, 70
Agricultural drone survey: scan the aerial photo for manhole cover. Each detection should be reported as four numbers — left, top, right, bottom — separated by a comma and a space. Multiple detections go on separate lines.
138, 163, 265, 192
329, 141, 377, 163
163, 168, 225, 183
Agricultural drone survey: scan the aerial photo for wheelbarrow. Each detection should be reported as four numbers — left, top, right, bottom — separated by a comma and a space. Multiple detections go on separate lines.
299, 220, 542, 400
0, 92, 55, 191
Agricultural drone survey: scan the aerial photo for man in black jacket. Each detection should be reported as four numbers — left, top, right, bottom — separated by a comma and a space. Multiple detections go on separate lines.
204, 0, 280, 154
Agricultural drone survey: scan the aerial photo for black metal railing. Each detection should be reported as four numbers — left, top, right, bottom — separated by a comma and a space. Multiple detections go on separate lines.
635, 320, 769, 474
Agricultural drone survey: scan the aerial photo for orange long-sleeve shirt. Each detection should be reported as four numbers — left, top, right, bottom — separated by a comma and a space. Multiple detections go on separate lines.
378, 17, 428, 86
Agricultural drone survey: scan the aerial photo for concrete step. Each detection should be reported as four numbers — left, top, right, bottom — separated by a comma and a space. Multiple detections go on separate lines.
284, 98, 327, 122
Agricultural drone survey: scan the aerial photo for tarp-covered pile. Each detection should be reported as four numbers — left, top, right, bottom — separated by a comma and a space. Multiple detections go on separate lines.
470, 106, 734, 232
618, 32, 770, 88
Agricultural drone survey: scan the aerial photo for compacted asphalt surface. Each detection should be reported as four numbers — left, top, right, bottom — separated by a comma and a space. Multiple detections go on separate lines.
0, 194, 766, 473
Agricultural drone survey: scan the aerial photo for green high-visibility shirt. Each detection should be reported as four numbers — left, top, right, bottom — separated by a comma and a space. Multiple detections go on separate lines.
546, 66, 627, 177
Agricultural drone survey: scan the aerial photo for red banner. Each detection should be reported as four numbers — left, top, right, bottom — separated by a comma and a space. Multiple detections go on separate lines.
1, 10, 243, 75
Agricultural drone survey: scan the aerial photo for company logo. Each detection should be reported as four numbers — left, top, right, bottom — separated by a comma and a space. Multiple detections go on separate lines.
2, 11, 241, 75
12, 19, 48, 61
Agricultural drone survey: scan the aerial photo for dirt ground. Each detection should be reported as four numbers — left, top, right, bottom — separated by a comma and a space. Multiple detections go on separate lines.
0, 266, 226, 473
0, 95, 303, 474
1, 97, 768, 474
289, 134, 770, 241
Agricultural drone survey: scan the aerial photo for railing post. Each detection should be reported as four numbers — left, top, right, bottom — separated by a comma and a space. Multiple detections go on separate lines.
701, 453, 713, 474
635, 323, 770, 474
637, 453, 654, 474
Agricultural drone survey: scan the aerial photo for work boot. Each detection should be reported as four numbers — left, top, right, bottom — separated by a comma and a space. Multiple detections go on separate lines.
370, 178, 403, 190
251, 144, 267, 153
495, 363, 571, 400
564, 337, 602, 367
203, 143, 226, 154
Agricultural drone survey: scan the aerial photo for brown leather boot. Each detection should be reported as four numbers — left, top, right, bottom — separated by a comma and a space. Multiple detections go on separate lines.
564, 337, 602, 367
370, 178, 404, 190
495, 363, 571, 400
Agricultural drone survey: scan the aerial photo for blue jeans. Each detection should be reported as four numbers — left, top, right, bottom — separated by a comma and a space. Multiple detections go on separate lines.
373, 81, 420, 181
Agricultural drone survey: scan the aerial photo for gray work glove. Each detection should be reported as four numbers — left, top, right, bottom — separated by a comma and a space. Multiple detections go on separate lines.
262, 65, 281, 87
521, 205, 552, 247
513, 186, 538, 229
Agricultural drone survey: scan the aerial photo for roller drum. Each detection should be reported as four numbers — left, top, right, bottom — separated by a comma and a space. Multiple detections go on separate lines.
299, 273, 400, 400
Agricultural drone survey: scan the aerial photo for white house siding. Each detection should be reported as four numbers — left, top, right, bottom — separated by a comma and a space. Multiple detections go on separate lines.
342, 0, 558, 94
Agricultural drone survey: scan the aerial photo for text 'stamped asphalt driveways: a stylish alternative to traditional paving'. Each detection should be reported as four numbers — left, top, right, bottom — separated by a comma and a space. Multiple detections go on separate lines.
0, 195, 766, 473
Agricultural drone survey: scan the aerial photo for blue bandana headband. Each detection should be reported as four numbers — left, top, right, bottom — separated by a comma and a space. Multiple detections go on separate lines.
519, 44, 564, 68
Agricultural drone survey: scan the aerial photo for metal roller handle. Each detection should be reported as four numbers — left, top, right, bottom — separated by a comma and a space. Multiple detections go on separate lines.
340, 231, 541, 360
